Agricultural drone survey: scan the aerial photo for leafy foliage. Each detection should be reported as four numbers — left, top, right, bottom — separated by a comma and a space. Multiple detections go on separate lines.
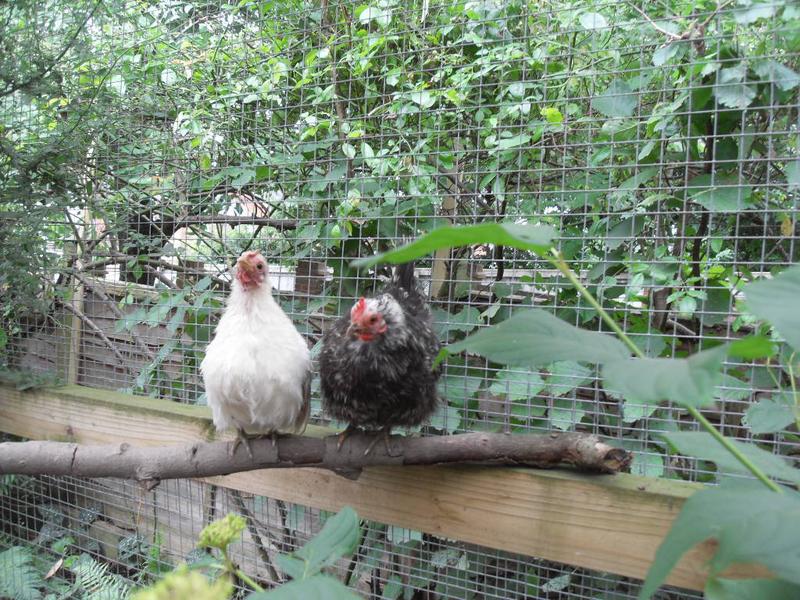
0, 546, 43, 600
1, 0, 800, 597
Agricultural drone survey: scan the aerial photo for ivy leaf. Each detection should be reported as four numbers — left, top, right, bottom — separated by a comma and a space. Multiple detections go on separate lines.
603, 346, 727, 408
743, 394, 797, 435
445, 309, 630, 368
663, 431, 800, 485
591, 79, 637, 118
352, 223, 557, 269
743, 265, 800, 351
639, 483, 800, 600
687, 174, 753, 212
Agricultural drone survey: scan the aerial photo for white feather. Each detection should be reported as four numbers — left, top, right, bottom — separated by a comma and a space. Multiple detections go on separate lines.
200, 272, 311, 435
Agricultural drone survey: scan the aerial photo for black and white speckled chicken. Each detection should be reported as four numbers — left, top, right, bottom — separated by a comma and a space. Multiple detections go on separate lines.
319, 262, 441, 453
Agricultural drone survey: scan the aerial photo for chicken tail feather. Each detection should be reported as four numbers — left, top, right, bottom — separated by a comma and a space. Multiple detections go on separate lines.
392, 261, 417, 293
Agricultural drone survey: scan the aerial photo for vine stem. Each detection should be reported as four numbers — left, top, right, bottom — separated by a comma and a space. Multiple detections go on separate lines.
222, 548, 265, 593
549, 250, 783, 493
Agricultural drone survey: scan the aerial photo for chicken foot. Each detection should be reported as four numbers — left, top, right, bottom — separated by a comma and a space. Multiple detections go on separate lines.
231, 429, 280, 459
364, 426, 399, 457
336, 423, 359, 451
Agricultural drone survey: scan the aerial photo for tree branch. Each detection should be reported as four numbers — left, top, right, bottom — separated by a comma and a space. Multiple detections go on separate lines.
0, 432, 631, 482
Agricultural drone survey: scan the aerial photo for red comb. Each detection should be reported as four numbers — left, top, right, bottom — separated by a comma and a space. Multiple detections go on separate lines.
351, 297, 367, 319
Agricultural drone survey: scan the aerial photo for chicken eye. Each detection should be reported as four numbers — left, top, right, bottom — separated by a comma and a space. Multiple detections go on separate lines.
256, 263, 263, 270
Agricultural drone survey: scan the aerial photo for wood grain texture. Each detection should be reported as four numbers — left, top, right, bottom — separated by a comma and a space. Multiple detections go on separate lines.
0, 384, 766, 591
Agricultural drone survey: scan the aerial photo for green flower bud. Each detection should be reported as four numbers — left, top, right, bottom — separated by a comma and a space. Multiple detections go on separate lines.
132, 565, 233, 600
198, 513, 246, 551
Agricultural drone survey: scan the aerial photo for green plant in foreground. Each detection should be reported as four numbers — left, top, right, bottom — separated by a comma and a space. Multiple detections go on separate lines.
133, 507, 362, 600
356, 224, 800, 599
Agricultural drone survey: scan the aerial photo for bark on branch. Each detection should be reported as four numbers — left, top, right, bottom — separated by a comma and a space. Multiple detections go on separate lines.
0, 432, 631, 483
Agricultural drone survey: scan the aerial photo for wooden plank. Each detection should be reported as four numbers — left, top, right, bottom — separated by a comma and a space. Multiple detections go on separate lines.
0, 384, 765, 591
0, 385, 212, 445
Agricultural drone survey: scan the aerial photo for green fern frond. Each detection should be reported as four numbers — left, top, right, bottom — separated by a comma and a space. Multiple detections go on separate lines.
0, 546, 43, 600
69, 554, 131, 600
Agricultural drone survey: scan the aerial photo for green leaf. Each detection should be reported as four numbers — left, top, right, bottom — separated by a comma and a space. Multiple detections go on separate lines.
591, 79, 637, 118
275, 507, 360, 580
605, 215, 646, 250
495, 134, 531, 150
341, 143, 356, 159
631, 451, 664, 478
603, 346, 727, 408
438, 373, 482, 407
687, 174, 753, 212
663, 432, 800, 485
743, 265, 800, 351
652, 43, 682, 67
247, 574, 361, 599
753, 60, 800, 91
579, 12, 608, 29
351, 223, 557, 269
786, 160, 800, 191
490, 368, 545, 400
359, 5, 392, 28
705, 577, 800, 600
540, 107, 563, 124
0, 547, 42, 600
160, 68, 178, 86
545, 361, 593, 397
549, 399, 590, 430
621, 401, 658, 423
714, 373, 751, 401
427, 402, 462, 434
639, 483, 800, 599
445, 309, 629, 368
714, 65, 756, 109
744, 394, 797, 435
728, 336, 777, 359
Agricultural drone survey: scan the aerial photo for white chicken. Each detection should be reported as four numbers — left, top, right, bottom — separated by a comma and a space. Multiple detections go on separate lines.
200, 250, 311, 456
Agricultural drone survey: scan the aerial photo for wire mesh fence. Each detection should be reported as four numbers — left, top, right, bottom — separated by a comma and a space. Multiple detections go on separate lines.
1, 0, 799, 597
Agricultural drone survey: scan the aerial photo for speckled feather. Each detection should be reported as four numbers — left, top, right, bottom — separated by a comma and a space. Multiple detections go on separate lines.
319, 263, 441, 429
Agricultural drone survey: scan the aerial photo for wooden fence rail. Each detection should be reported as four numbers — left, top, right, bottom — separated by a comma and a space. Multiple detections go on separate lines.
0, 384, 767, 591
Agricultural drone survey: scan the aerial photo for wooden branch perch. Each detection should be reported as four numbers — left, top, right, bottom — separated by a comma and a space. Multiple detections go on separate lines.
0, 432, 631, 483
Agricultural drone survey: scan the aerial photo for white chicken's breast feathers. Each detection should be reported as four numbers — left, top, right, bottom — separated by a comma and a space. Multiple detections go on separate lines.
200, 275, 311, 435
